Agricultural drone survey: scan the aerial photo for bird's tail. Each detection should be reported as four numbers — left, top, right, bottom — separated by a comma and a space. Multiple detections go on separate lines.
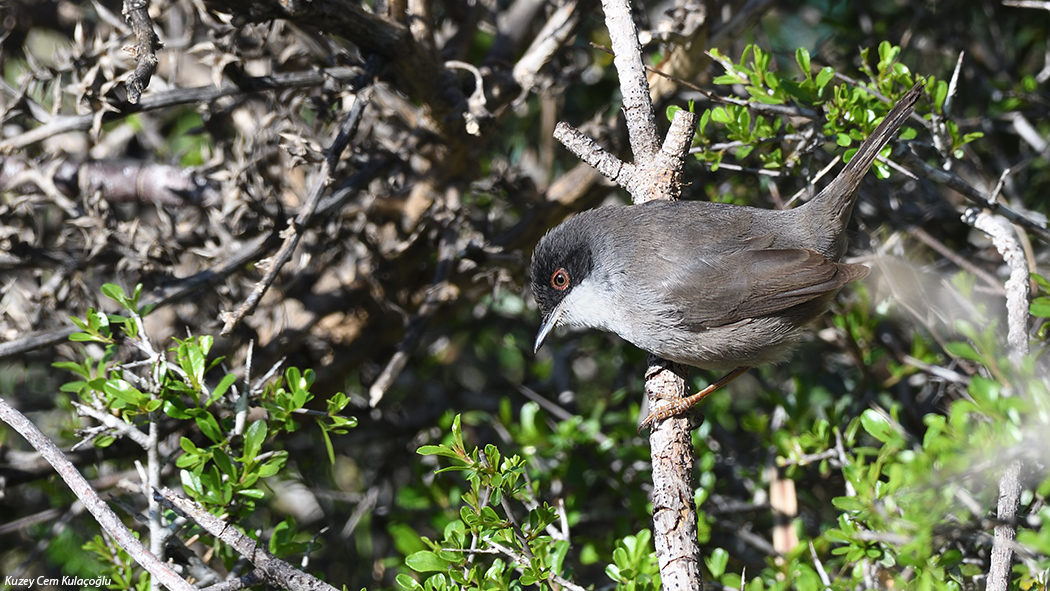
807, 81, 923, 233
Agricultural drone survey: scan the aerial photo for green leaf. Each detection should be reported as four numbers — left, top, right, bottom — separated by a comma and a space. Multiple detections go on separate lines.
87, 309, 109, 332
195, 411, 224, 444
101, 283, 129, 307
59, 380, 89, 393
405, 551, 449, 573
796, 47, 811, 76
395, 573, 424, 590
268, 519, 291, 555
944, 341, 983, 363
860, 409, 898, 444
320, 427, 336, 464
1031, 296, 1050, 318
256, 456, 285, 478
710, 107, 731, 124
451, 414, 465, 454
329, 415, 357, 429
705, 547, 729, 578
185, 342, 206, 384
69, 316, 89, 331
199, 335, 213, 357
286, 367, 302, 390
244, 420, 267, 461
180, 469, 202, 496
213, 448, 236, 477
180, 437, 202, 455
968, 375, 999, 401
103, 379, 146, 407
831, 495, 864, 512
418, 444, 463, 459
713, 73, 744, 85
52, 361, 90, 379
208, 373, 237, 406
815, 67, 834, 92
292, 384, 308, 410
666, 104, 681, 122
1032, 273, 1050, 292
164, 399, 191, 419
327, 391, 350, 414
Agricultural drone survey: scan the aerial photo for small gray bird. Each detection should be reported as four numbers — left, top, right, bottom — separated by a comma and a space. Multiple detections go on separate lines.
531, 83, 922, 429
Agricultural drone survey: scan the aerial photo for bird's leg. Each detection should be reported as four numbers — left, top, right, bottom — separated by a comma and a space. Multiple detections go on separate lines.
640, 366, 750, 431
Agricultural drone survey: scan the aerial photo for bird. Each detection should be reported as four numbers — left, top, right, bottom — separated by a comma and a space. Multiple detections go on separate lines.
530, 82, 923, 430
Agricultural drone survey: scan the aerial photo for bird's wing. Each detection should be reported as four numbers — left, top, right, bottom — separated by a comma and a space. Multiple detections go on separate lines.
651, 245, 868, 330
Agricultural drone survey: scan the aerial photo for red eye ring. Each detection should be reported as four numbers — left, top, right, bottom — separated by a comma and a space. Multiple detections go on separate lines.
551, 268, 570, 290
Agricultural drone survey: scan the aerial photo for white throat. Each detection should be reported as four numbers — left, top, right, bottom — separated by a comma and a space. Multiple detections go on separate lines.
558, 279, 624, 334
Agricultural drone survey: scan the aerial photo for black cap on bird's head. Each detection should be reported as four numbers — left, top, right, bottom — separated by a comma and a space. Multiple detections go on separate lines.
530, 222, 595, 353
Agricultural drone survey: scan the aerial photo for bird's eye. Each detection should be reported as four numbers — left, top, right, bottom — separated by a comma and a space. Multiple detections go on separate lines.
551, 268, 570, 290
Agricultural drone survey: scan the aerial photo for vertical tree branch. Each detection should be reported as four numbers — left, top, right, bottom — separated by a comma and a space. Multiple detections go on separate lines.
988, 459, 1022, 591
965, 208, 1031, 591
147, 417, 163, 591
557, 0, 702, 588
645, 359, 703, 587
599, 0, 659, 162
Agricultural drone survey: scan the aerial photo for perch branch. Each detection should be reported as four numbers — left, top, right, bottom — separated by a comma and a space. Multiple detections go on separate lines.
554, 0, 702, 588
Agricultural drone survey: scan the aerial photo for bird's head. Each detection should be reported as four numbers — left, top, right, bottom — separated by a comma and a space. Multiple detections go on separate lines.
529, 222, 596, 353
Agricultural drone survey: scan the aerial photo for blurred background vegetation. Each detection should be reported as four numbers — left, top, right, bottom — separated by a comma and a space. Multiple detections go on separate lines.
1, 0, 1049, 589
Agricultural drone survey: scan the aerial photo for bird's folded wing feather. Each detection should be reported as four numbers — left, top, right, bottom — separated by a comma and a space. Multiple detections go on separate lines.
652, 246, 868, 330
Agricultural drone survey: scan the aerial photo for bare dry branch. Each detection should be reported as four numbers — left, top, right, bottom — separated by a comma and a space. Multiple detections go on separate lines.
0, 397, 195, 591
122, 0, 163, 104
156, 487, 339, 591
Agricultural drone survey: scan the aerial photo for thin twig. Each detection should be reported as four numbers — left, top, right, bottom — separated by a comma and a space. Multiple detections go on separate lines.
903, 152, 1050, 243
0, 67, 359, 153
484, 541, 588, 591
71, 402, 151, 449
221, 76, 376, 336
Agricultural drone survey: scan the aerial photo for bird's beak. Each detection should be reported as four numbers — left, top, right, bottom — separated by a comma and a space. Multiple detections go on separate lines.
534, 301, 565, 353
